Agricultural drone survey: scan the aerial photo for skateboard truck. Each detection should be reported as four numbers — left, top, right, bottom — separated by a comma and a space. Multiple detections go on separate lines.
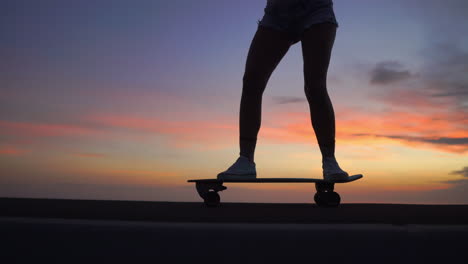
195, 182, 227, 207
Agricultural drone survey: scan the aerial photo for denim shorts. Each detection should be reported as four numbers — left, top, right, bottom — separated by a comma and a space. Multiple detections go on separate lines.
257, 0, 339, 44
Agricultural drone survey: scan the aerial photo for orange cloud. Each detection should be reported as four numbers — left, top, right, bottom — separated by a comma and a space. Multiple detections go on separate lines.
258, 106, 467, 153
369, 88, 449, 110
1, 99, 465, 155
0, 146, 30, 156
81, 106, 467, 153
0, 120, 100, 137
84, 114, 237, 149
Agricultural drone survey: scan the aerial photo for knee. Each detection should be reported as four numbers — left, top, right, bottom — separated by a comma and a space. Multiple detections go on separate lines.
304, 82, 328, 101
242, 71, 269, 94
243, 69, 269, 84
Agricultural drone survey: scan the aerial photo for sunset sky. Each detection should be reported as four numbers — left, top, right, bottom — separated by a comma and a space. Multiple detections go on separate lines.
1, 0, 467, 204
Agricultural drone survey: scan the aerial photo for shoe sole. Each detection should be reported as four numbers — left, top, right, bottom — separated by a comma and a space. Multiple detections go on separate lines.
217, 174, 257, 180
323, 173, 349, 182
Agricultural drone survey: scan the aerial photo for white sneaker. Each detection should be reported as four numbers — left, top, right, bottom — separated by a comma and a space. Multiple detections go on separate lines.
322, 156, 349, 182
217, 155, 257, 180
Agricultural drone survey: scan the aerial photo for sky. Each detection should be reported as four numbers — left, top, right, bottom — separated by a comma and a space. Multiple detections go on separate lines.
1, 0, 467, 204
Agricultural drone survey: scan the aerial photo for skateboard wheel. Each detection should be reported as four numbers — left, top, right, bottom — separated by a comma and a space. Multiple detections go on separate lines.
326, 191, 341, 207
314, 191, 340, 207
204, 191, 220, 207
314, 192, 326, 207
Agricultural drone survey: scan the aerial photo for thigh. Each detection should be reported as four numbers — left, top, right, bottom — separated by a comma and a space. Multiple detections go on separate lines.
300, 23, 337, 83
243, 25, 293, 82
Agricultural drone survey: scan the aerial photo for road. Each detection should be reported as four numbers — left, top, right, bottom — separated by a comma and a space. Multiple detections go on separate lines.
1, 198, 467, 263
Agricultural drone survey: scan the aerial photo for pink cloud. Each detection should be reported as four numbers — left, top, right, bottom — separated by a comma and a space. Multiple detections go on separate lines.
1, 99, 465, 155
0, 146, 30, 156
84, 114, 237, 149
82, 106, 466, 153
370, 88, 445, 110
0, 120, 100, 137
245, 102, 466, 154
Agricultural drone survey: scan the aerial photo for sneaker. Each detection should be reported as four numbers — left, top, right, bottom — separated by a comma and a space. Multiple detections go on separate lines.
322, 156, 349, 182
217, 155, 257, 180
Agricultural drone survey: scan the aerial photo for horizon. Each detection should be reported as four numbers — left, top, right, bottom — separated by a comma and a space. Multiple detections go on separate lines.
1, 0, 467, 204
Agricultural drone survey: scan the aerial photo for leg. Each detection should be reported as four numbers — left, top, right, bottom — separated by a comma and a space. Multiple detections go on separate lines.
239, 25, 293, 162
300, 23, 337, 159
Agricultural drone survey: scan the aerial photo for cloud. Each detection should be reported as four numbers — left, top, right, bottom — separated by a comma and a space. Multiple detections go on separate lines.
83, 114, 237, 150
420, 166, 468, 204
424, 137, 468, 145
366, 0, 468, 130
0, 113, 237, 151
369, 88, 445, 111
420, 42, 468, 109
335, 106, 467, 153
451, 167, 468, 178
352, 133, 468, 148
0, 146, 30, 156
241, 105, 468, 153
366, 45, 468, 116
271, 96, 307, 105
406, 0, 468, 110
365, 46, 468, 154
0, 120, 101, 137
358, 165, 468, 204
1, 104, 465, 154
449, 166, 468, 179
369, 61, 413, 85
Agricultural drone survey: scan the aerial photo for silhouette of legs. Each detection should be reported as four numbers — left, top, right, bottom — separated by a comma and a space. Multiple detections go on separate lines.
239, 25, 293, 163
301, 22, 337, 159
239, 22, 338, 163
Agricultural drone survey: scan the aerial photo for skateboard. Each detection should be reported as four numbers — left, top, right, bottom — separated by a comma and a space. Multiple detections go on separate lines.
188, 174, 363, 207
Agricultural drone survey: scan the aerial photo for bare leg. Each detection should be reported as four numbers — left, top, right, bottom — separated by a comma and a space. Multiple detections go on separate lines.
239, 25, 293, 162
300, 23, 337, 159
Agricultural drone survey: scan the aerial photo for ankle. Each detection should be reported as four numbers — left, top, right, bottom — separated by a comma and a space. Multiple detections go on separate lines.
322, 155, 336, 162
319, 142, 335, 158
240, 154, 255, 163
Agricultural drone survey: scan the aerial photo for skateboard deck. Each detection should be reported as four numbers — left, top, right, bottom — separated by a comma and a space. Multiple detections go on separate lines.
188, 174, 363, 208
188, 174, 362, 184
